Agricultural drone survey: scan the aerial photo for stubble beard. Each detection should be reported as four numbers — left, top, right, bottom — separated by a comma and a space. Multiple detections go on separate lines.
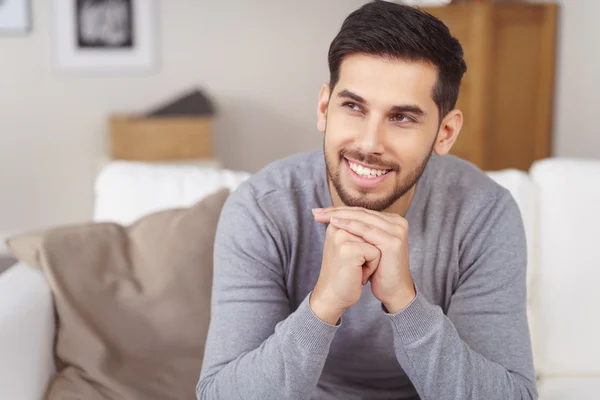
324, 135, 433, 212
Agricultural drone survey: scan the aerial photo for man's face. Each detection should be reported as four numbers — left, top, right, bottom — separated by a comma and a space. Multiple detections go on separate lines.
319, 54, 442, 211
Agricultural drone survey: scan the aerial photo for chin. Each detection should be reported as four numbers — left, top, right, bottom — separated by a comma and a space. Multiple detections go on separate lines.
335, 181, 401, 211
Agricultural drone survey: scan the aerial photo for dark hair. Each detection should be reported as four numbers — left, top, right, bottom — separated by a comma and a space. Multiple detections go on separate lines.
328, 0, 467, 118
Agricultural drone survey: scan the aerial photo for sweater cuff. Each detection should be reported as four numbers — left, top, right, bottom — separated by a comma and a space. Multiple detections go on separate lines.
384, 288, 443, 344
289, 292, 340, 354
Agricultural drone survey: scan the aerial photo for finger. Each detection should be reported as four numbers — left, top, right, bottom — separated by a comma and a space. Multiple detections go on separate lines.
316, 206, 399, 223
333, 226, 365, 243
330, 217, 394, 247
318, 207, 405, 226
314, 208, 388, 226
325, 221, 338, 237
352, 242, 380, 285
316, 209, 404, 237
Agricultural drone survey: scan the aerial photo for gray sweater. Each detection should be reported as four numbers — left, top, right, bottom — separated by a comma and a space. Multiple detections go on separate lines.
197, 150, 537, 400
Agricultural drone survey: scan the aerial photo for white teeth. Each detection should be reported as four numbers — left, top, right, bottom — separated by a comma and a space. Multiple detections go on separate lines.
349, 161, 389, 178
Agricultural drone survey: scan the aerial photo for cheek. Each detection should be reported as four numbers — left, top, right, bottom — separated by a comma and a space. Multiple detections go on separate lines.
325, 112, 359, 146
386, 130, 436, 164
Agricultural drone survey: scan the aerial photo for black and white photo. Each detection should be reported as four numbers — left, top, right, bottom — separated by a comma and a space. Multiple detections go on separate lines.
54, 0, 156, 72
76, 0, 134, 49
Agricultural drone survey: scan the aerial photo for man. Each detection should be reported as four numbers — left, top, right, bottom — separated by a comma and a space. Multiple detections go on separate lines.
197, 1, 537, 399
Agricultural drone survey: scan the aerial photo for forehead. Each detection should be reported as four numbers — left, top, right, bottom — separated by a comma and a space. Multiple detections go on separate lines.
335, 53, 438, 111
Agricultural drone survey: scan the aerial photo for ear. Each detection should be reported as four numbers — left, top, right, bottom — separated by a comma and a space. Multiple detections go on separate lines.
433, 109, 463, 157
317, 83, 331, 133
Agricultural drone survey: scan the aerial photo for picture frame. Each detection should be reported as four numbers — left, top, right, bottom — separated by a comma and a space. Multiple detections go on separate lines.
0, 0, 31, 35
54, 0, 157, 72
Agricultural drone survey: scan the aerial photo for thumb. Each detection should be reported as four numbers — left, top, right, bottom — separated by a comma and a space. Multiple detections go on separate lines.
356, 242, 381, 285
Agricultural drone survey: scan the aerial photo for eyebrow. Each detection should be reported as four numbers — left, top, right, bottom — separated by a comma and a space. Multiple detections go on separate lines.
390, 105, 426, 118
337, 89, 427, 118
337, 89, 366, 104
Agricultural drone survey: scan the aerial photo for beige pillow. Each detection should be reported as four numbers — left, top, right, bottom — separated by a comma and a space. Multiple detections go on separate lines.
6, 188, 230, 400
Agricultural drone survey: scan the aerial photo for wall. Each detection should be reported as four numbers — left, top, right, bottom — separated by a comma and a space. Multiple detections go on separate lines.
527, 0, 600, 158
0, 0, 367, 253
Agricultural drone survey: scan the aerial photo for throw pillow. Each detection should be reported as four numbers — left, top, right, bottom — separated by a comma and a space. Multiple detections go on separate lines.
6, 188, 230, 400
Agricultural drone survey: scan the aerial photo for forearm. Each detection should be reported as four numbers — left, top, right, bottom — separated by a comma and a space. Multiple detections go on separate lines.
197, 294, 338, 400
387, 292, 537, 400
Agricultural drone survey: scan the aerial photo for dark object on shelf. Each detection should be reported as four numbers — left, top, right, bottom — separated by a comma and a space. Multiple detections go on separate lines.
144, 89, 215, 118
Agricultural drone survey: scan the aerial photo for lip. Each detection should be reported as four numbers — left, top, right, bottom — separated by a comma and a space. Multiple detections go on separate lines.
344, 157, 391, 188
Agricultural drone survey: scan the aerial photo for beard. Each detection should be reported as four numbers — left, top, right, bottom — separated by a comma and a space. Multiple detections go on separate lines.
324, 136, 433, 212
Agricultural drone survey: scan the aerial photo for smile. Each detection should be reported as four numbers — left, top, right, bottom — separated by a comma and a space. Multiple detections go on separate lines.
346, 159, 391, 179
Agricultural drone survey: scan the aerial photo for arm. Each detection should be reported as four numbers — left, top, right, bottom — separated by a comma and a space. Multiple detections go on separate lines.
196, 186, 339, 400
386, 192, 537, 399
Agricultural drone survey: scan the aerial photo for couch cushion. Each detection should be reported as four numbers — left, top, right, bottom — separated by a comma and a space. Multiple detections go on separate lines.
94, 160, 250, 225
530, 158, 600, 377
6, 188, 229, 400
539, 377, 600, 400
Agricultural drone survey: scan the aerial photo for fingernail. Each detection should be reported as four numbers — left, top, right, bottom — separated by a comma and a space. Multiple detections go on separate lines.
330, 217, 340, 223
312, 208, 324, 214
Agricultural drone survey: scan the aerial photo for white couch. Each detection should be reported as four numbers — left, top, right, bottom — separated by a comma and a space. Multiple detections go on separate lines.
1, 157, 598, 399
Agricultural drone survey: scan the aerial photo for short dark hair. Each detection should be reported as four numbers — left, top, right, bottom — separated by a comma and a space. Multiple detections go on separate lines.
328, 1, 467, 118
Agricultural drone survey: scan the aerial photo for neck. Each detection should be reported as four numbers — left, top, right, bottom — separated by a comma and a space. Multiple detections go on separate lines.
328, 180, 417, 217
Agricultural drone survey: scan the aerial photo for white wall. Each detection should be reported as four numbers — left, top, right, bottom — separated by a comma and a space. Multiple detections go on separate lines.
0, 0, 367, 253
525, 0, 600, 158
547, 0, 600, 158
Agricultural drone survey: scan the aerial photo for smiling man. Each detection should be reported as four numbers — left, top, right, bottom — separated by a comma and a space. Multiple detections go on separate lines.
197, 2, 537, 399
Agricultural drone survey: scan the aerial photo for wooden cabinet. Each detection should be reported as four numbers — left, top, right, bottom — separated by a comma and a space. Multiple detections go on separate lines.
423, 3, 558, 171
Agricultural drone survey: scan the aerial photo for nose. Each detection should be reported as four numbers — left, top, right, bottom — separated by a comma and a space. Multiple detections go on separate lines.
355, 117, 385, 154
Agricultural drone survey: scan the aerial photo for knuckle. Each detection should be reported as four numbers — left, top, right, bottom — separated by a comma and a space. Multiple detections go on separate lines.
391, 237, 404, 251
333, 230, 348, 245
326, 224, 336, 236
338, 242, 352, 257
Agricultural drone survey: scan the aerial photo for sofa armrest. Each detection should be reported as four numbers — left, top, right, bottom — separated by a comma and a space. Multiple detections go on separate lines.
0, 263, 56, 400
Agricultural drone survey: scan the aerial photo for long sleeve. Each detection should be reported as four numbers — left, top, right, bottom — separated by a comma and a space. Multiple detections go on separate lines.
386, 191, 537, 399
196, 185, 338, 400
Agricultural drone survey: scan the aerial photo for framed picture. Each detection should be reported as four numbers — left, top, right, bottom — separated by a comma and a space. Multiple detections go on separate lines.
54, 0, 157, 72
0, 0, 31, 34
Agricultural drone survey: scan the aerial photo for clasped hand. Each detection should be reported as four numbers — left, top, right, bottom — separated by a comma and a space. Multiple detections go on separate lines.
310, 207, 416, 323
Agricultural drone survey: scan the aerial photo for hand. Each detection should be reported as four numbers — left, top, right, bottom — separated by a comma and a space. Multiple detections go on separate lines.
310, 219, 381, 325
313, 207, 416, 314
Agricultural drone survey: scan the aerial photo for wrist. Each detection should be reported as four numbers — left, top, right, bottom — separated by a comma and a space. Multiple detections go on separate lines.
309, 291, 344, 325
383, 286, 417, 315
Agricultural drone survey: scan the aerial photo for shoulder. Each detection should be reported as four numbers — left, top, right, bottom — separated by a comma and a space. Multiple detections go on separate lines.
425, 155, 524, 248
222, 149, 326, 219
425, 154, 512, 208
244, 149, 325, 200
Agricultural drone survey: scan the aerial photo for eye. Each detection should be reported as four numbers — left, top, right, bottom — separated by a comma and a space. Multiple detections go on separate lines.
342, 102, 363, 113
390, 114, 416, 124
